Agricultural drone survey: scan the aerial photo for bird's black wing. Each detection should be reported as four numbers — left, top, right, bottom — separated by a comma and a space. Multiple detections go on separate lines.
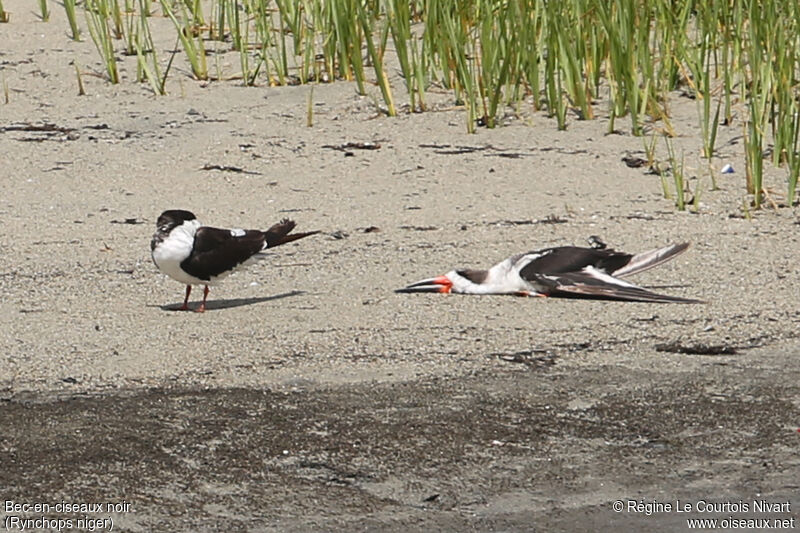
518, 247, 633, 280
180, 226, 266, 281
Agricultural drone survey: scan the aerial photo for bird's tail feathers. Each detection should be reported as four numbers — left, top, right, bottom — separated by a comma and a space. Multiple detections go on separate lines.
264, 218, 320, 248
268, 230, 320, 248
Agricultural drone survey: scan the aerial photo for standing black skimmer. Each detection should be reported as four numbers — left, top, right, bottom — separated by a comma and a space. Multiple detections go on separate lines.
151, 209, 319, 312
397, 242, 701, 303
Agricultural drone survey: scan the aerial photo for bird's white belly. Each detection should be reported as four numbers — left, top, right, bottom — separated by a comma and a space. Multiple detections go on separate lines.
153, 252, 211, 285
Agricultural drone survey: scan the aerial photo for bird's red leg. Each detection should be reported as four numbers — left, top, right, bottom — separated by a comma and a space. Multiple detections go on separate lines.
179, 285, 192, 311
195, 285, 209, 313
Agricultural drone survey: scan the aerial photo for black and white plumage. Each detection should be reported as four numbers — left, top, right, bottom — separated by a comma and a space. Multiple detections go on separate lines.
151, 209, 319, 312
396, 242, 702, 303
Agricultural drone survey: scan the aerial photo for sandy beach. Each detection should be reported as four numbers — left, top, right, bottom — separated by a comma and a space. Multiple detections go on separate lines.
1, 2, 799, 530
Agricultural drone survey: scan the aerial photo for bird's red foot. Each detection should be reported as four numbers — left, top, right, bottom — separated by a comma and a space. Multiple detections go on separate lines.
195, 285, 210, 313
178, 285, 193, 311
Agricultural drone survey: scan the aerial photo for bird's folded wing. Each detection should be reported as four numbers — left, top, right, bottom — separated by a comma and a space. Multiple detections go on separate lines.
181, 226, 266, 280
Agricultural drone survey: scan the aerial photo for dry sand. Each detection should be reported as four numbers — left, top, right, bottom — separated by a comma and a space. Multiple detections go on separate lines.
1, 3, 799, 531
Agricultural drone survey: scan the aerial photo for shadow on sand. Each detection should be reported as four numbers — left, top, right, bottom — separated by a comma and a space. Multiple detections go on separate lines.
156, 290, 306, 312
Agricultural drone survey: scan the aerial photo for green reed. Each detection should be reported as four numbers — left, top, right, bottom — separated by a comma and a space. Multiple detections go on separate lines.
135, 0, 166, 94
209, 0, 225, 40
160, 0, 208, 80
249, 1, 274, 85
344, 0, 372, 94
226, 0, 241, 51
306, 86, 314, 127
665, 138, 686, 211
64, 0, 80, 40
476, 1, 515, 128
554, 0, 592, 121
75, 61, 86, 95
110, 0, 124, 39
386, 0, 425, 111
231, 0, 253, 85
357, 1, 396, 116
38, 0, 50, 21
272, 0, 301, 78
787, 114, 800, 205
85, 0, 120, 84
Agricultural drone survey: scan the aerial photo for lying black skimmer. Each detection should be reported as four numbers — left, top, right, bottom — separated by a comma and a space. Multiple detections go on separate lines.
151, 209, 319, 312
397, 242, 701, 303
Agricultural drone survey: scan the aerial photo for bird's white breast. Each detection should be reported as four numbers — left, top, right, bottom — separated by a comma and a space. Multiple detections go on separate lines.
152, 219, 208, 285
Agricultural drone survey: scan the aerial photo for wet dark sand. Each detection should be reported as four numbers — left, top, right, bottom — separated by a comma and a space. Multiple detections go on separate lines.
4, 342, 799, 531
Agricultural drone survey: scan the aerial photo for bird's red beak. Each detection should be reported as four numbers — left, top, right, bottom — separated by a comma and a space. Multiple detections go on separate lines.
396, 275, 453, 294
